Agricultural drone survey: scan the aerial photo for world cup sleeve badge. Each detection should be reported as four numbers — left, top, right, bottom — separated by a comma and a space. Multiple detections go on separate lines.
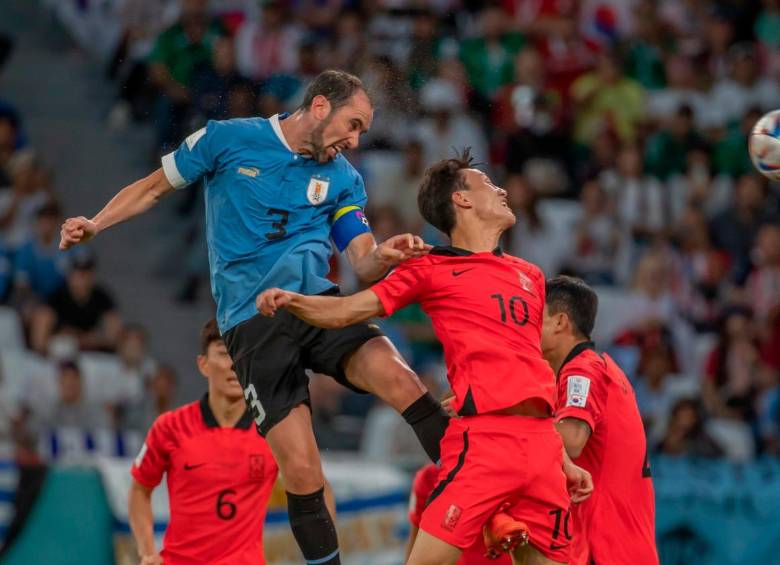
306, 175, 330, 205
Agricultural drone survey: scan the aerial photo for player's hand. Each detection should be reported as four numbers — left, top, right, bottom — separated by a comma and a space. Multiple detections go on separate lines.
441, 394, 458, 418
59, 216, 98, 250
256, 288, 294, 317
563, 459, 593, 504
139, 553, 163, 565
375, 233, 431, 266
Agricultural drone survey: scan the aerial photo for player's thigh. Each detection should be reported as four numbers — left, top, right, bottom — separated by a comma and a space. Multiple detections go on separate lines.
264, 404, 324, 494
511, 543, 566, 565
222, 311, 310, 436
307, 322, 426, 408
406, 528, 462, 565
420, 420, 513, 552
506, 430, 571, 564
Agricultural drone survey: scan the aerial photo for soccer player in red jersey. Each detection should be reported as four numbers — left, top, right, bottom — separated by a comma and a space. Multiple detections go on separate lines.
406, 464, 512, 565
257, 150, 593, 565
542, 276, 658, 565
128, 319, 279, 565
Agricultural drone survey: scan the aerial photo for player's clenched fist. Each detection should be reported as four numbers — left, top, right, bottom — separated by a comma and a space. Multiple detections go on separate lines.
375, 233, 431, 265
256, 288, 295, 317
59, 216, 98, 250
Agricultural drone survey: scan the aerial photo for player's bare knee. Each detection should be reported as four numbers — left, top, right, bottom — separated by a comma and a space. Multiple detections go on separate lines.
383, 364, 427, 406
280, 458, 325, 493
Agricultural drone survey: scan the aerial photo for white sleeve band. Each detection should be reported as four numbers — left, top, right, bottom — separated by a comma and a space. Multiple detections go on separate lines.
161, 152, 188, 189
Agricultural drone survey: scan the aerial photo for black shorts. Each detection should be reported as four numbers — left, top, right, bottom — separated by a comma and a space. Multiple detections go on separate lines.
222, 301, 384, 436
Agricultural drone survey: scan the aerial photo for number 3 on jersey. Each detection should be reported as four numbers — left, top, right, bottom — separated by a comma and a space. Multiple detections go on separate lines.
244, 383, 266, 427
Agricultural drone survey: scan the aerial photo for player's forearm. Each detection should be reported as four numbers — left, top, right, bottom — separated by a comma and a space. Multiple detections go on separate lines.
91, 169, 173, 234
351, 246, 394, 283
128, 484, 157, 557
286, 291, 381, 328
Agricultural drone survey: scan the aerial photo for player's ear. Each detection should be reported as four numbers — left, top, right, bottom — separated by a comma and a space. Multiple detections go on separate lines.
310, 95, 332, 121
196, 354, 209, 379
452, 190, 472, 209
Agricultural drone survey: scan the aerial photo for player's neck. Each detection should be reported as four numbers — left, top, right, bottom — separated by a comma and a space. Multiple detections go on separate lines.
450, 225, 502, 254
549, 337, 588, 376
278, 110, 311, 154
207, 390, 247, 428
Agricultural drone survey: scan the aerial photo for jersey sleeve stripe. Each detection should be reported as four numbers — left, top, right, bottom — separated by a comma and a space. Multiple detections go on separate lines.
161, 152, 189, 189
332, 205, 361, 222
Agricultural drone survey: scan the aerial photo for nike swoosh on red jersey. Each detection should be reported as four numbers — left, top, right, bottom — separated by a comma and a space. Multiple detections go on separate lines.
452, 268, 475, 277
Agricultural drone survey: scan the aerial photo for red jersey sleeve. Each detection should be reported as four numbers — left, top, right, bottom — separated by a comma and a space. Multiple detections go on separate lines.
131, 414, 175, 488
371, 258, 431, 317
408, 464, 440, 529
555, 359, 607, 432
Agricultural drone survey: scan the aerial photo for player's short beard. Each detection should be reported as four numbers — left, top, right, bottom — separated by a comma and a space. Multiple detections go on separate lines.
304, 112, 336, 163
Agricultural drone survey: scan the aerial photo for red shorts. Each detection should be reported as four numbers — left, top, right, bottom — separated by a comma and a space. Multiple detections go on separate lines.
420, 415, 571, 563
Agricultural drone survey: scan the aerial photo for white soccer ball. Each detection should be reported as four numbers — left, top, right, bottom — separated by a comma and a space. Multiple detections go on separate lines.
749, 110, 780, 181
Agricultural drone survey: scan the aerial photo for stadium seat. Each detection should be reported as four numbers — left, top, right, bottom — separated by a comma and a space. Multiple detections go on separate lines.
0, 307, 24, 351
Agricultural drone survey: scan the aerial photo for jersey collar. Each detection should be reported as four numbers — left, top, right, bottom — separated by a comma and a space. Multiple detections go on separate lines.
269, 113, 293, 152
430, 245, 503, 256
199, 394, 253, 430
558, 341, 596, 376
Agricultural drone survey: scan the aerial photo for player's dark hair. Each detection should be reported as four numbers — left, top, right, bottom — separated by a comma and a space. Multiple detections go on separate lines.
417, 148, 474, 236
199, 318, 223, 355
545, 276, 598, 339
300, 70, 369, 112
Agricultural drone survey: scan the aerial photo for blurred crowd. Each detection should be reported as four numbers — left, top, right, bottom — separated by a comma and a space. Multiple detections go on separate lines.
3, 0, 780, 467
0, 31, 177, 465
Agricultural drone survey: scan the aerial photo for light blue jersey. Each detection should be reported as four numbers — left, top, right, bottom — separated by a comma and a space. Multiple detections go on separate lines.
161, 114, 372, 333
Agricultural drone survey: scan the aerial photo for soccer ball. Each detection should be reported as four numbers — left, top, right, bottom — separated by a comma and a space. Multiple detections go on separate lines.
749, 110, 780, 181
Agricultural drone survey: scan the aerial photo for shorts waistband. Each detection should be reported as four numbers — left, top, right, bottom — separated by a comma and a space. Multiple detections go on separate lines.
454, 414, 556, 433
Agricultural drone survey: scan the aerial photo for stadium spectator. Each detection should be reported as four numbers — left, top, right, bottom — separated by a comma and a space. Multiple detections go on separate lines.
148, 0, 224, 149
235, 0, 301, 82
30, 253, 122, 354
0, 150, 51, 249
655, 398, 724, 457
566, 178, 621, 285
122, 364, 177, 433
571, 50, 644, 147
28, 361, 112, 434
13, 201, 69, 303
191, 35, 254, 121
746, 223, 780, 322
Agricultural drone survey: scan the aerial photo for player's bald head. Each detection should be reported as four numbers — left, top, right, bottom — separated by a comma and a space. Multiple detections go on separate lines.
545, 276, 598, 339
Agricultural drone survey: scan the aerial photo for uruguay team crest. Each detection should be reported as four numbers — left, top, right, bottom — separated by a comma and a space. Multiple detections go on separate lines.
307, 176, 330, 205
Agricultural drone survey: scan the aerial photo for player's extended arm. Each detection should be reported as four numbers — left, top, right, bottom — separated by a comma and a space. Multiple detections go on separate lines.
345, 232, 431, 283
128, 479, 163, 565
59, 168, 174, 250
555, 418, 592, 459
256, 287, 384, 328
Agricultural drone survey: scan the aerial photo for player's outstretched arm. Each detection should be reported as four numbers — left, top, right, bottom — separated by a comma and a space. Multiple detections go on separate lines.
346, 232, 431, 283
128, 479, 163, 565
59, 168, 174, 250
256, 288, 384, 328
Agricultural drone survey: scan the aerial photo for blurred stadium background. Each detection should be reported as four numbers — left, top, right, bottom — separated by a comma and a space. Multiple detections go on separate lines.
0, 0, 779, 563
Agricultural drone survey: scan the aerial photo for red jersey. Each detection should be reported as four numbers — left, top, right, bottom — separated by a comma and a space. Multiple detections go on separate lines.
555, 343, 658, 565
409, 464, 511, 565
131, 396, 278, 565
372, 246, 556, 415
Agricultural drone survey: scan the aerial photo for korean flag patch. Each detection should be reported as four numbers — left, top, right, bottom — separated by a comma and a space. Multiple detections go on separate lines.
566, 375, 591, 408
306, 176, 330, 205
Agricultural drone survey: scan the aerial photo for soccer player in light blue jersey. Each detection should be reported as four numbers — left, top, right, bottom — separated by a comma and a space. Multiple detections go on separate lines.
59, 70, 449, 565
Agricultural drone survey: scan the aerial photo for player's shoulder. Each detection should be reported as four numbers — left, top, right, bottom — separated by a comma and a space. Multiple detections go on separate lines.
560, 347, 606, 382
502, 252, 545, 281
206, 116, 266, 138
150, 401, 201, 436
332, 153, 362, 181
